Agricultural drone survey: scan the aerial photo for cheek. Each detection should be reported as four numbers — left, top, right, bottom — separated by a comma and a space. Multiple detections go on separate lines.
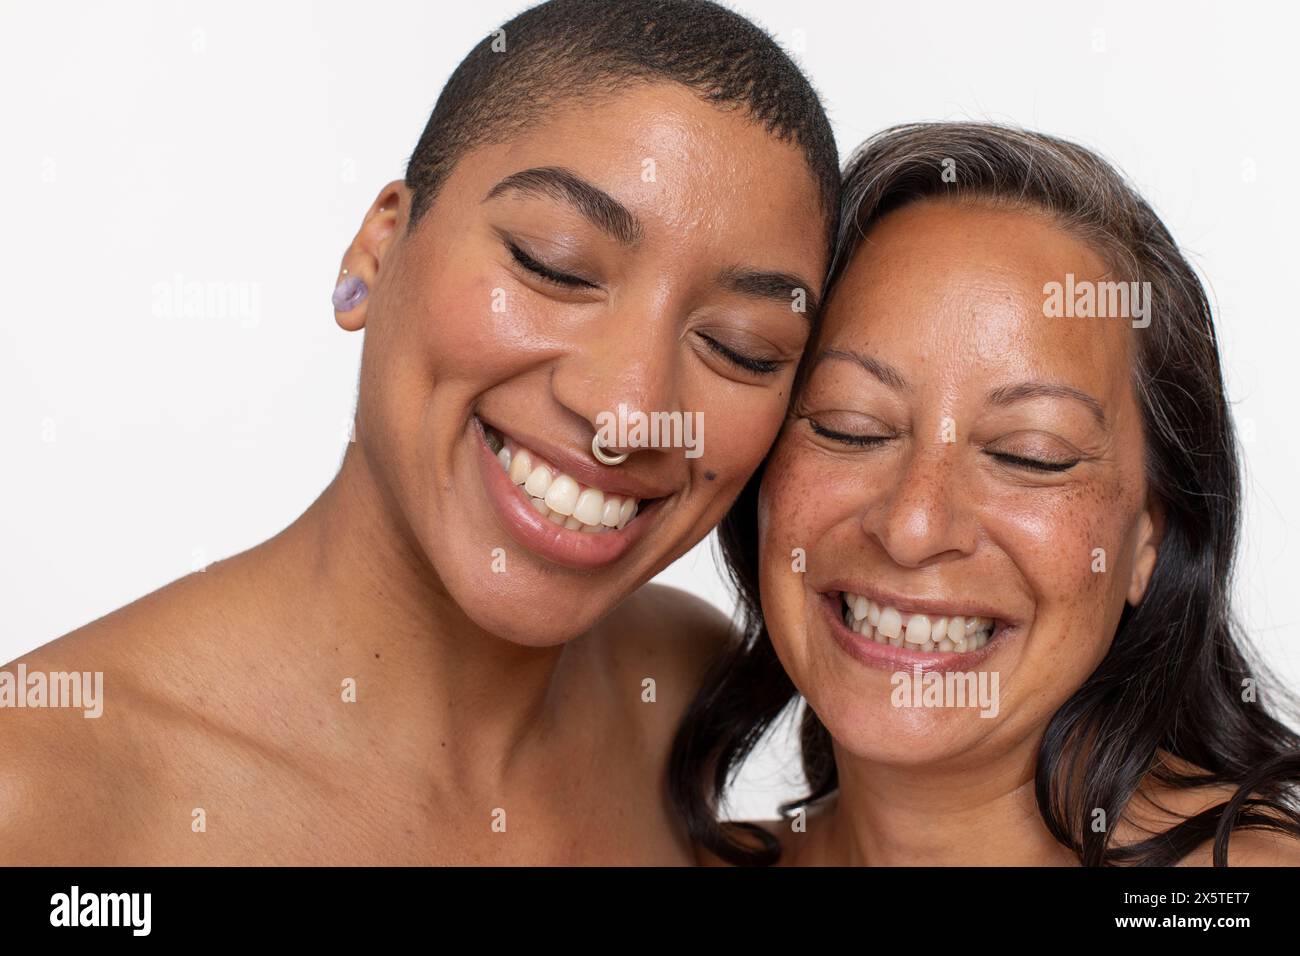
756, 441, 837, 631
701, 393, 785, 484
384, 227, 577, 387
757, 439, 821, 550
416, 268, 557, 382
990, 478, 1141, 658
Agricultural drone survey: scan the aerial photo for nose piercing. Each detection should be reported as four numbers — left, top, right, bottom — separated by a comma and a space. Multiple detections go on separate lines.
592, 434, 629, 466
332, 267, 369, 312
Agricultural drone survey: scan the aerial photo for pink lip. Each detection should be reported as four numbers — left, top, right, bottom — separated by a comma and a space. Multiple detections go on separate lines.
820, 592, 1013, 673
475, 418, 657, 570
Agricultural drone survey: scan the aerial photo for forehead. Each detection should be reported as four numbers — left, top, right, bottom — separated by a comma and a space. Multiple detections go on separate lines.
822, 199, 1135, 391
430, 82, 827, 262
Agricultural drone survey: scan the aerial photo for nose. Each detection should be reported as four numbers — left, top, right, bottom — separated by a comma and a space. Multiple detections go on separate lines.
550, 298, 680, 456
864, 436, 977, 568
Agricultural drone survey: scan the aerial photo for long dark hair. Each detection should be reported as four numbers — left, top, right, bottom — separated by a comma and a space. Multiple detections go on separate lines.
669, 122, 1300, 866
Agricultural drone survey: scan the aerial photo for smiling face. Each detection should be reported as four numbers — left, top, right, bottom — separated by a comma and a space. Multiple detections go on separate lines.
757, 199, 1163, 767
341, 82, 827, 646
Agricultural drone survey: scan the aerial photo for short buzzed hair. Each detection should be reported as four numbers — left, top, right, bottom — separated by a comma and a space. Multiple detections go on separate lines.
403, 0, 839, 254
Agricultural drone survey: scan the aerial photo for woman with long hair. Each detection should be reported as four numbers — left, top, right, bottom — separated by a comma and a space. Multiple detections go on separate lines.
672, 122, 1300, 866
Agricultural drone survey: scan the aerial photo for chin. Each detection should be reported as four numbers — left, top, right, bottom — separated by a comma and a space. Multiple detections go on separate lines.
808, 681, 1008, 768
430, 541, 613, 647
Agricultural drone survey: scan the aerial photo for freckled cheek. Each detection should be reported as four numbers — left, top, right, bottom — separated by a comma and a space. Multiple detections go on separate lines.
990, 492, 1135, 655
759, 446, 852, 561
756, 473, 805, 653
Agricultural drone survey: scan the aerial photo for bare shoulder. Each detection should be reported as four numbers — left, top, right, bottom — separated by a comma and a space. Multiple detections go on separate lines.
0, 567, 272, 864
585, 583, 738, 769
611, 582, 737, 658
1118, 753, 1300, 866
1180, 827, 1300, 866
0, 608, 166, 863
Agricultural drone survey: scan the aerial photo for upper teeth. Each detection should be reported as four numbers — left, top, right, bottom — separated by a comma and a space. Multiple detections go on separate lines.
841, 591, 996, 653
492, 431, 639, 533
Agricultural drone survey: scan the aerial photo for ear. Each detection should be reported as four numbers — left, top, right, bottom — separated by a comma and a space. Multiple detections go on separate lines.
333, 180, 409, 332
1126, 494, 1165, 606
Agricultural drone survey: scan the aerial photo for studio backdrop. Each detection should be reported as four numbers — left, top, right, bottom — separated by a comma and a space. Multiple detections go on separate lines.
2, 0, 1296, 819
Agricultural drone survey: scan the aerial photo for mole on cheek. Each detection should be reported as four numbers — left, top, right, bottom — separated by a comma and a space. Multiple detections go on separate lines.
704, 470, 717, 481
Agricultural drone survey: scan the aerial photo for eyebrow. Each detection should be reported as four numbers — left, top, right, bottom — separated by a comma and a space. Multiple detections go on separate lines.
813, 348, 909, 390
987, 381, 1108, 429
814, 348, 1108, 428
720, 266, 821, 321
485, 165, 819, 319
484, 166, 643, 245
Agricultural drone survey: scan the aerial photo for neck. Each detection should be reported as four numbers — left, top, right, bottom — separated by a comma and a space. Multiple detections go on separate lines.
811, 738, 1075, 866
251, 444, 593, 788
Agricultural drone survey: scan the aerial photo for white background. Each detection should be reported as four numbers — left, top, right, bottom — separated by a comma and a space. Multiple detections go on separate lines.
2, 0, 1297, 819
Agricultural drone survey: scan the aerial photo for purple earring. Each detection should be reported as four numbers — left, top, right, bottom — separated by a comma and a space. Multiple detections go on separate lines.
332, 268, 368, 312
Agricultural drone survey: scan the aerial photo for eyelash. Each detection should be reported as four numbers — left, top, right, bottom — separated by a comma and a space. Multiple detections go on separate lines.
504, 239, 783, 377
808, 420, 887, 446
988, 452, 1079, 473
697, 333, 782, 375
809, 421, 1080, 472
507, 240, 598, 289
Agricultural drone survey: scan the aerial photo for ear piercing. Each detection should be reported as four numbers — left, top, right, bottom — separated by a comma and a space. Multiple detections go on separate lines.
592, 434, 629, 466
332, 267, 368, 312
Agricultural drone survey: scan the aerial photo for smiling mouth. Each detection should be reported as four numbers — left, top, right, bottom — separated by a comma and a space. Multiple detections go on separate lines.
483, 425, 647, 533
838, 590, 999, 653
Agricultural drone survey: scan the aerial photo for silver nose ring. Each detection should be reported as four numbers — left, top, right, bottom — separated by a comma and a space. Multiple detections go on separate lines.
592, 434, 629, 466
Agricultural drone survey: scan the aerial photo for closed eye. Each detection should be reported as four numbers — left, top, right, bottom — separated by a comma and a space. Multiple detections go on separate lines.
808, 419, 889, 447
988, 451, 1079, 472
697, 332, 782, 375
506, 239, 599, 290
